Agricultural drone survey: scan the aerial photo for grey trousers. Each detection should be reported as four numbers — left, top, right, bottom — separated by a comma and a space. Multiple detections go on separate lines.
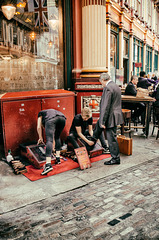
93, 120, 120, 160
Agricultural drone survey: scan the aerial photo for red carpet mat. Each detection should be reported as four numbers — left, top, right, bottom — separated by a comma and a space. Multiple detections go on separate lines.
23, 154, 111, 181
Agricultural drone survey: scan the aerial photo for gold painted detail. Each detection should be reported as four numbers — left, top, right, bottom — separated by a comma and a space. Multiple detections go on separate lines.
76, 85, 102, 89
124, 31, 129, 39
80, 75, 100, 78
111, 24, 118, 32
81, 69, 108, 73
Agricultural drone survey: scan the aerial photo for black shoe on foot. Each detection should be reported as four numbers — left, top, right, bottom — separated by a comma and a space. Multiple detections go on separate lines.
104, 158, 120, 165
103, 147, 110, 154
41, 163, 53, 175
56, 157, 61, 164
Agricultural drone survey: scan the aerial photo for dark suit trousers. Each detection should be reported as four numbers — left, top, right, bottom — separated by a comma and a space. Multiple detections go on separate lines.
93, 120, 120, 160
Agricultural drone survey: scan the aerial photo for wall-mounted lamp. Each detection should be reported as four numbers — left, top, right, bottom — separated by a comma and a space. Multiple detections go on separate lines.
15, 11, 20, 15
17, 1, 26, 8
2, 4, 16, 20
29, 32, 36, 41
48, 40, 53, 47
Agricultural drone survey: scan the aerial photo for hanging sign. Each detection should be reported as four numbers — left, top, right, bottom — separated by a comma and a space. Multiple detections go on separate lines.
135, 63, 142, 67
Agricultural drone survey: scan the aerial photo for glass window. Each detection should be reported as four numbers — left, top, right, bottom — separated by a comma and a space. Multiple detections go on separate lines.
148, 0, 152, 27
110, 32, 118, 83
0, 0, 64, 93
110, 33, 117, 68
133, 39, 143, 75
154, 51, 158, 72
123, 38, 128, 58
146, 46, 152, 73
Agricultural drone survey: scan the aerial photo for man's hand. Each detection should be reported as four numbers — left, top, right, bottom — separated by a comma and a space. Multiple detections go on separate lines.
101, 124, 106, 129
37, 139, 44, 145
87, 140, 94, 146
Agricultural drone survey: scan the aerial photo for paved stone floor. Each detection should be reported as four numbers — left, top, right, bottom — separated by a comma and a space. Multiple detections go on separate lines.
0, 157, 159, 239
0, 125, 159, 240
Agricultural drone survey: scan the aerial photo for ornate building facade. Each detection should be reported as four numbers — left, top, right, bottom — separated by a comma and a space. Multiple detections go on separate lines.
0, 0, 159, 94
72, 0, 159, 115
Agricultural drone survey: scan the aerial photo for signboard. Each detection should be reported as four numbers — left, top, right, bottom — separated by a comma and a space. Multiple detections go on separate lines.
135, 63, 142, 68
74, 147, 91, 170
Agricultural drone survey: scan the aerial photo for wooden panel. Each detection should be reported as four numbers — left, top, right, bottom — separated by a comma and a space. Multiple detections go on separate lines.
2, 99, 41, 155
41, 96, 75, 140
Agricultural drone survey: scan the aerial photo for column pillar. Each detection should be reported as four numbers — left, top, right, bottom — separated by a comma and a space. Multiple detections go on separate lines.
129, 34, 133, 80
119, 6, 124, 70
152, 48, 154, 73
72, 0, 82, 78
82, 0, 107, 72
152, 35, 155, 73
129, 8, 134, 80
143, 43, 146, 72
143, 28, 147, 72
106, 0, 111, 72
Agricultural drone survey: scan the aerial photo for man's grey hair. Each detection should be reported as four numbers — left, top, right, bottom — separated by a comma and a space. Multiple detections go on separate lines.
131, 75, 138, 82
99, 72, 110, 82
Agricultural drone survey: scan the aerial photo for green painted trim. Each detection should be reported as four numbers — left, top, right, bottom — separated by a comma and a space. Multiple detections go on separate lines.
65, 0, 72, 89
117, 29, 119, 69
141, 43, 143, 71
154, 52, 158, 71
127, 38, 129, 83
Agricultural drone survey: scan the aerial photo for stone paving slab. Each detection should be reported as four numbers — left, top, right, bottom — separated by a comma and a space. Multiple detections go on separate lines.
0, 126, 159, 214
0, 157, 159, 239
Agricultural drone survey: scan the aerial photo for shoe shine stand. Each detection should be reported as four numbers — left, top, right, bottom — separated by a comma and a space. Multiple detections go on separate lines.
20, 143, 55, 169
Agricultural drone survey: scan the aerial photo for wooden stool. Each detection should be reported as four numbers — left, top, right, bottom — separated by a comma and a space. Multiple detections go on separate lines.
121, 109, 131, 137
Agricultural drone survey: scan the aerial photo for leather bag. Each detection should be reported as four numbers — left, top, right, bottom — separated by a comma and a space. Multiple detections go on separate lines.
136, 87, 149, 98
117, 135, 132, 155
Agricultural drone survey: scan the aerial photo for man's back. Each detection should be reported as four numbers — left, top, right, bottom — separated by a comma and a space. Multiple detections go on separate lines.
99, 81, 123, 128
125, 82, 137, 96
137, 77, 151, 89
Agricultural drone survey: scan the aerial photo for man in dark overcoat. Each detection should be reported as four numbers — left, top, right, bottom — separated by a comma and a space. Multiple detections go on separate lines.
93, 72, 123, 165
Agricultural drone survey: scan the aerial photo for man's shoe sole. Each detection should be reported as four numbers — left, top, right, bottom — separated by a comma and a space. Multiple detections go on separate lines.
104, 162, 120, 165
104, 160, 120, 165
41, 167, 53, 175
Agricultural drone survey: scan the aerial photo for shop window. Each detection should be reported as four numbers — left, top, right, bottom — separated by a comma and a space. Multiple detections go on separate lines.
0, 0, 64, 93
154, 51, 158, 72
110, 32, 118, 83
110, 33, 117, 68
146, 46, 152, 74
133, 38, 143, 76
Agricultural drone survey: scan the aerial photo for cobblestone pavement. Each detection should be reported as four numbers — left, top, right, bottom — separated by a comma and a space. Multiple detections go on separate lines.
1, 157, 159, 240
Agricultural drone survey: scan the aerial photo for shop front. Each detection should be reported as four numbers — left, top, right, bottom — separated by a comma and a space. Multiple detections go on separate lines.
0, 0, 65, 93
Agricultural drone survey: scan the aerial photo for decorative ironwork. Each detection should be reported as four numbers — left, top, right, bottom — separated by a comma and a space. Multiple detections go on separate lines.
76, 85, 102, 89
81, 96, 101, 113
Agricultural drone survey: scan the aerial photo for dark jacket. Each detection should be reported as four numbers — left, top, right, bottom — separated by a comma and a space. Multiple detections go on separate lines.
137, 77, 151, 89
125, 82, 137, 96
153, 84, 159, 108
99, 81, 123, 128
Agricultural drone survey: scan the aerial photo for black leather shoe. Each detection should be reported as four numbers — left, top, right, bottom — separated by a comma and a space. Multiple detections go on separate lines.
104, 158, 120, 165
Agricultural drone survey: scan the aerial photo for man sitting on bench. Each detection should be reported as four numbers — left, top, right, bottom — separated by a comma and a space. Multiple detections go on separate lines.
67, 107, 110, 154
